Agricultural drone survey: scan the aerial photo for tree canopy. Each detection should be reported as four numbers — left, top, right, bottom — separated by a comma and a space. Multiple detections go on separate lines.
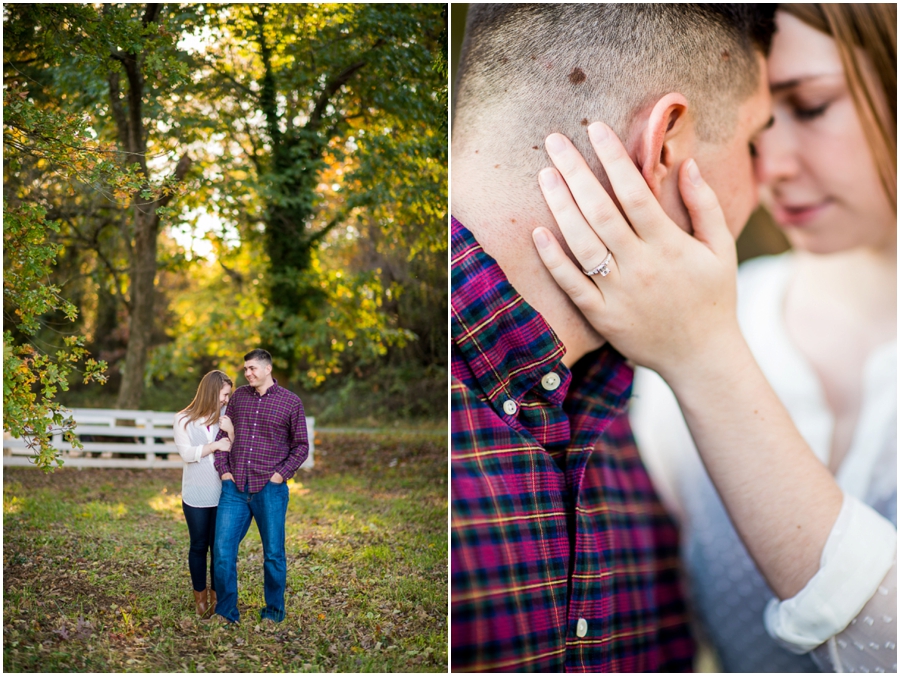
3, 3, 448, 468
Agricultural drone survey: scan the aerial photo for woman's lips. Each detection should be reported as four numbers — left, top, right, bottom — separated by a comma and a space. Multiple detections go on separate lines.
772, 200, 832, 227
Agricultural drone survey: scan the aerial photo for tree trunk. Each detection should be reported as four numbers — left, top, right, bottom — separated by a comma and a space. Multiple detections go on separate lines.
109, 4, 190, 409
115, 206, 157, 409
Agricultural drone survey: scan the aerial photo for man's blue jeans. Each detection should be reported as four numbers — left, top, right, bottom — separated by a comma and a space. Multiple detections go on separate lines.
213, 479, 289, 623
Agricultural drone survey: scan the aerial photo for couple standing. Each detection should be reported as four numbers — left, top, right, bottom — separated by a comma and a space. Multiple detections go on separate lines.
173, 348, 310, 624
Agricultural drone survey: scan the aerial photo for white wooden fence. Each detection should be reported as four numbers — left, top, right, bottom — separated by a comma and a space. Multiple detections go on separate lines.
2, 408, 315, 469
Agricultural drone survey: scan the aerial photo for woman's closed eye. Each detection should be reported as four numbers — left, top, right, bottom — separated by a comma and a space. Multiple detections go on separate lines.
793, 101, 830, 121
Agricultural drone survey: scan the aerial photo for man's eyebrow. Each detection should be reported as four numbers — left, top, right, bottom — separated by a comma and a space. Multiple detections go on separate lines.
770, 72, 844, 93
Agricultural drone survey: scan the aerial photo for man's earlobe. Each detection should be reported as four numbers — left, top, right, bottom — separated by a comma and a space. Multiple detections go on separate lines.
637, 93, 691, 196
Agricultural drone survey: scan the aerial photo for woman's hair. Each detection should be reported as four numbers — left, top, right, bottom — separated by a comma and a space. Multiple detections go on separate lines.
180, 370, 233, 427
780, 4, 897, 209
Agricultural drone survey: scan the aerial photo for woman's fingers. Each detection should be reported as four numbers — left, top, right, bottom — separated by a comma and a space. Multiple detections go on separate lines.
586, 122, 670, 241
679, 159, 735, 257
532, 227, 608, 319
538, 167, 613, 274
543, 133, 639, 255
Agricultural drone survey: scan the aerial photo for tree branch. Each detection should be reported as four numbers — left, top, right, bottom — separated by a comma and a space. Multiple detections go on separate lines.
308, 60, 367, 132
218, 259, 244, 287
307, 210, 347, 247
207, 61, 257, 98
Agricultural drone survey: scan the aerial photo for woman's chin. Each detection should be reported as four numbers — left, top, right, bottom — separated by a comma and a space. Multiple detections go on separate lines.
780, 228, 858, 256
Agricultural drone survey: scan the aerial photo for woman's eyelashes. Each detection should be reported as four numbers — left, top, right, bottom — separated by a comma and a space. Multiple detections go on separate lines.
793, 101, 830, 121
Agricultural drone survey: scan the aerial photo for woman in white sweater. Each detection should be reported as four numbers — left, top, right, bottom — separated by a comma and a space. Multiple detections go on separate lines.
173, 370, 235, 617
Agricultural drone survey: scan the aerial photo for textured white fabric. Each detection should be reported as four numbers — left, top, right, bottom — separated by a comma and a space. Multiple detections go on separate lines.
811, 559, 897, 673
764, 494, 897, 653
631, 252, 897, 672
174, 412, 222, 508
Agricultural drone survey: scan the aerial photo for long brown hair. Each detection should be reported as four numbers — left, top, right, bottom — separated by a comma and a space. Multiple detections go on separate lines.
180, 370, 233, 427
780, 4, 897, 209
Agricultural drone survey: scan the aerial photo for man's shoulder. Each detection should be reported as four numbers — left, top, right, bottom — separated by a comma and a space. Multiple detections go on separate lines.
274, 385, 304, 407
232, 384, 255, 397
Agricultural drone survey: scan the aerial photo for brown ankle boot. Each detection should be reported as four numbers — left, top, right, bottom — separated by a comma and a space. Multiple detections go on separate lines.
193, 589, 208, 616
207, 589, 217, 617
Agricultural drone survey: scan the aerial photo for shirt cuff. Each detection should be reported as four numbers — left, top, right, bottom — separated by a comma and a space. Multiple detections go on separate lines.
176, 444, 204, 463
764, 492, 897, 653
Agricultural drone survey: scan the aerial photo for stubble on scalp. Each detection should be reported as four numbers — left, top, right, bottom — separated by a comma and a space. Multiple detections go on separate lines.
453, 4, 770, 194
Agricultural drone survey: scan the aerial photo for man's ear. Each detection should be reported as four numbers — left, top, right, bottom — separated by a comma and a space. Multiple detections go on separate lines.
634, 93, 693, 198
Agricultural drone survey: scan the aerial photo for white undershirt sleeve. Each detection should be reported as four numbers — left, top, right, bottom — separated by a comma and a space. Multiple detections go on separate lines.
764, 493, 897, 656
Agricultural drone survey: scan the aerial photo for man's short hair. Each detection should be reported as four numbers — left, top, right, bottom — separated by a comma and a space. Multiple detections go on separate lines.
454, 4, 776, 175
244, 348, 273, 365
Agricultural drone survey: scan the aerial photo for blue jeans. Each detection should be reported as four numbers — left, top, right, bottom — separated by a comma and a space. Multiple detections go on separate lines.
213, 479, 289, 623
182, 502, 216, 593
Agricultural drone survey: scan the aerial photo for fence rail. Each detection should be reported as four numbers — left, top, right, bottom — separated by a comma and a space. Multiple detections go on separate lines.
3, 408, 315, 470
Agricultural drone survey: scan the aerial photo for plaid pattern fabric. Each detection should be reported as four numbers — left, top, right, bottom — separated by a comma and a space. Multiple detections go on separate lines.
215, 381, 309, 493
451, 217, 694, 672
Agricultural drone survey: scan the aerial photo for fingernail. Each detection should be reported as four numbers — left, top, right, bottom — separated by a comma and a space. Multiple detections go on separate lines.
539, 167, 559, 188
588, 122, 609, 144
686, 159, 703, 186
533, 228, 550, 249
545, 133, 566, 154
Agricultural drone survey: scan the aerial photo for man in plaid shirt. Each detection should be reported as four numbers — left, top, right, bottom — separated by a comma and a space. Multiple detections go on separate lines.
451, 5, 776, 671
213, 348, 308, 624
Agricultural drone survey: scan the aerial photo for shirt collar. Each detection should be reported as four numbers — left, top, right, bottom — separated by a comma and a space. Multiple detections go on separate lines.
451, 216, 632, 438
451, 216, 571, 411
251, 378, 278, 397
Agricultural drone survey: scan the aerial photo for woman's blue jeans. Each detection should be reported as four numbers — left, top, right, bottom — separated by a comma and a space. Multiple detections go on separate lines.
213, 479, 289, 623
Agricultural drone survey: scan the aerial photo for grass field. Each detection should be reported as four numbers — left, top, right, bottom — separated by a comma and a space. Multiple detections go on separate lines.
3, 432, 448, 673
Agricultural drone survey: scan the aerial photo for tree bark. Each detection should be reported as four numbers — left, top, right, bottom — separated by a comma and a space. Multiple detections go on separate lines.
111, 4, 190, 409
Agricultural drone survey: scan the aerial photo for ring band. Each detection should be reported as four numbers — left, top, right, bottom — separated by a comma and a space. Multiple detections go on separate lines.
583, 252, 613, 277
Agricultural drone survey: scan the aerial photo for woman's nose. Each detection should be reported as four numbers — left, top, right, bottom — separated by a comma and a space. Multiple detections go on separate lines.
753, 119, 800, 187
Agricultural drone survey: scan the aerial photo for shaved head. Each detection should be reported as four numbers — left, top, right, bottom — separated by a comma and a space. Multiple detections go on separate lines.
454, 4, 776, 189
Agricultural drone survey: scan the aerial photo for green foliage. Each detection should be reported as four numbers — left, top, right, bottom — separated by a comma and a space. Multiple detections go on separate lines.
5, 3, 448, 418
194, 3, 447, 378
3, 201, 107, 471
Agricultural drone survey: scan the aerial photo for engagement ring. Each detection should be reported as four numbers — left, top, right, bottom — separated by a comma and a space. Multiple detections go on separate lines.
583, 252, 613, 278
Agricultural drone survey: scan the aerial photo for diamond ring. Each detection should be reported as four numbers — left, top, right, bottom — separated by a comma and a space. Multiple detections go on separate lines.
583, 252, 613, 278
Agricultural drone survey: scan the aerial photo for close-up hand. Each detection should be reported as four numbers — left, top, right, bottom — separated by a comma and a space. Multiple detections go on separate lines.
532, 122, 742, 382
217, 437, 232, 452
219, 415, 234, 435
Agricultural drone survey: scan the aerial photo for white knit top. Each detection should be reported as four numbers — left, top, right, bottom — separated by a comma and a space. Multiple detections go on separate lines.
173, 412, 222, 508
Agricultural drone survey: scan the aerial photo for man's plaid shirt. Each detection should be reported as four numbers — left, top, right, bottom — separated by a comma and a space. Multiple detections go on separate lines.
214, 381, 308, 493
451, 217, 694, 672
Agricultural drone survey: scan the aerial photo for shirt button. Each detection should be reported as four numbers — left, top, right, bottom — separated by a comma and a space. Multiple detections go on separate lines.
576, 618, 588, 638
541, 372, 561, 391
502, 399, 518, 416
